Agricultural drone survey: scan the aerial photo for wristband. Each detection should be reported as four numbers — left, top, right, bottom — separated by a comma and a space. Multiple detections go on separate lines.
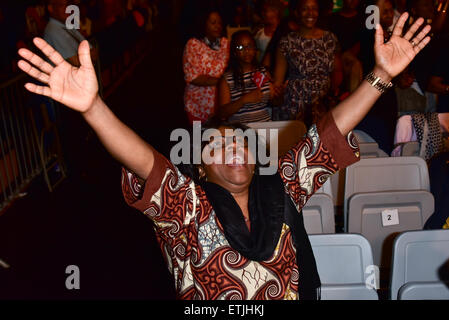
365, 71, 393, 94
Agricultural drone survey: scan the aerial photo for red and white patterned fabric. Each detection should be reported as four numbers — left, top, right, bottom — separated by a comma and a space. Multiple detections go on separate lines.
121, 112, 360, 300
183, 37, 230, 122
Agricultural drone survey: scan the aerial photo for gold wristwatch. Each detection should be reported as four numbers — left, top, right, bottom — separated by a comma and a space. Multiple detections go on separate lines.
365, 71, 393, 93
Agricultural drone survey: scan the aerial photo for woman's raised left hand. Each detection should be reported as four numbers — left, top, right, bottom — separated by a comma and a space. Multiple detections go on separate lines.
374, 12, 431, 80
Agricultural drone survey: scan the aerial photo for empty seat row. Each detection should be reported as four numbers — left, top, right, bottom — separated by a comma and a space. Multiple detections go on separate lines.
311, 230, 449, 300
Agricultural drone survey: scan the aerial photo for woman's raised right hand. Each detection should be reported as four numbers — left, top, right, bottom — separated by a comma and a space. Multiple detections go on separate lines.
18, 37, 99, 113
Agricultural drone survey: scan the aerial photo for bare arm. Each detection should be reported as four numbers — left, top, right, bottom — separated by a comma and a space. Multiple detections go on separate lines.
217, 76, 262, 119
331, 53, 343, 95
190, 75, 220, 87
273, 46, 287, 87
18, 38, 154, 181
332, 13, 431, 136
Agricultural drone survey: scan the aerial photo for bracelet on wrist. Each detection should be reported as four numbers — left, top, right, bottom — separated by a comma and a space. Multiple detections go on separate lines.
365, 71, 393, 94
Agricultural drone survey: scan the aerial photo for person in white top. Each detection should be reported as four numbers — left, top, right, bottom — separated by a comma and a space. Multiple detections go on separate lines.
254, 0, 282, 63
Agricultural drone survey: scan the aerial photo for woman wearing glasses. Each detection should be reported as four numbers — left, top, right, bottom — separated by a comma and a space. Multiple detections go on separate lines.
217, 30, 273, 124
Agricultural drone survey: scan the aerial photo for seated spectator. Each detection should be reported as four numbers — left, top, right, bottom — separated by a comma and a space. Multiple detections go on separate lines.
392, 113, 449, 159
217, 30, 272, 124
253, 0, 282, 63
427, 36, 449, 113
183, 8, 230, 124
43, 0, 95, 67
395, 67, 427, 115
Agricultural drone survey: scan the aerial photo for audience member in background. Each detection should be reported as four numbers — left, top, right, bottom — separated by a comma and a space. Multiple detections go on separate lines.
79, 2, 93, 38
261, 1, 300, 75
357, 0, 398, 154
329, 0, 364, 93
217, 30, 272, 123
316, 0, 335, 30
428, 38, 449, 112
273, 0, 343, 122
390, 0, 407, 31
254, 0, 282, 63
25, 1, 47, 38
183, 9, 230, 124
395, 67, 427, 115
44, 0, 94, 67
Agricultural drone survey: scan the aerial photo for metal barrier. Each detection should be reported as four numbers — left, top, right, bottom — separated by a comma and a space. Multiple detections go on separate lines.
0, 25, 152, 213
0, 74, 45, 211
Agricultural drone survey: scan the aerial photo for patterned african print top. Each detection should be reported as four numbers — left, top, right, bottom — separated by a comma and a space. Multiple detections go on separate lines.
279, 31, 338, 120
183, 37, 230, 122
121, 112, 360, 300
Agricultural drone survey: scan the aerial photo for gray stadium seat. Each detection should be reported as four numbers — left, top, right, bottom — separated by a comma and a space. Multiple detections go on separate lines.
344, 157, 434, 268
358, 142, 389, 158
390, 229, 449, 300
398, 282, 449, 300
309, 234, 379, 300
303, 193, 335, 234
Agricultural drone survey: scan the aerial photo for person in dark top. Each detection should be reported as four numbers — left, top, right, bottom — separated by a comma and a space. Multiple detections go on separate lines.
428, 38, 449, 112
329, 0, 364, 53
329, 0, 365, 93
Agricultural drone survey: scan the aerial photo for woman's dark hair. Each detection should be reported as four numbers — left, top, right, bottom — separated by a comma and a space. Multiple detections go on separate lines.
176, 117, 264, 184
228, 30, 260, 89
191, 5, 224, 40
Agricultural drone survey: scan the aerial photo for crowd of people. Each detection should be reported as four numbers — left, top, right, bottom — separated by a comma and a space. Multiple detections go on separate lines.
181, 0, 449, 155
0, 0, 159, 80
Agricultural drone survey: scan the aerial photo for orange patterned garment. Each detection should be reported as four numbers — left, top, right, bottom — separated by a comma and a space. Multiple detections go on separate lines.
182, 37, 230, 122
121, 113, 360, 299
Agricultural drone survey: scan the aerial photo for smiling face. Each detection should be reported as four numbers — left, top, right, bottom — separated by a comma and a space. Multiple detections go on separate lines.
205, 11, 223, 41
296, 0, 319, 30
202, 127, 256, 194
234, 33, 258, 66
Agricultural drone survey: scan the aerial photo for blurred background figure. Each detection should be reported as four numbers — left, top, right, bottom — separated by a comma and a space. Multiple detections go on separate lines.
253, 0, 282, 63
273, 0, 342, 124
217, 30, 272, 123
43, 0, 89, 67
182, 8, 230, 124
329, 0, 363, 93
